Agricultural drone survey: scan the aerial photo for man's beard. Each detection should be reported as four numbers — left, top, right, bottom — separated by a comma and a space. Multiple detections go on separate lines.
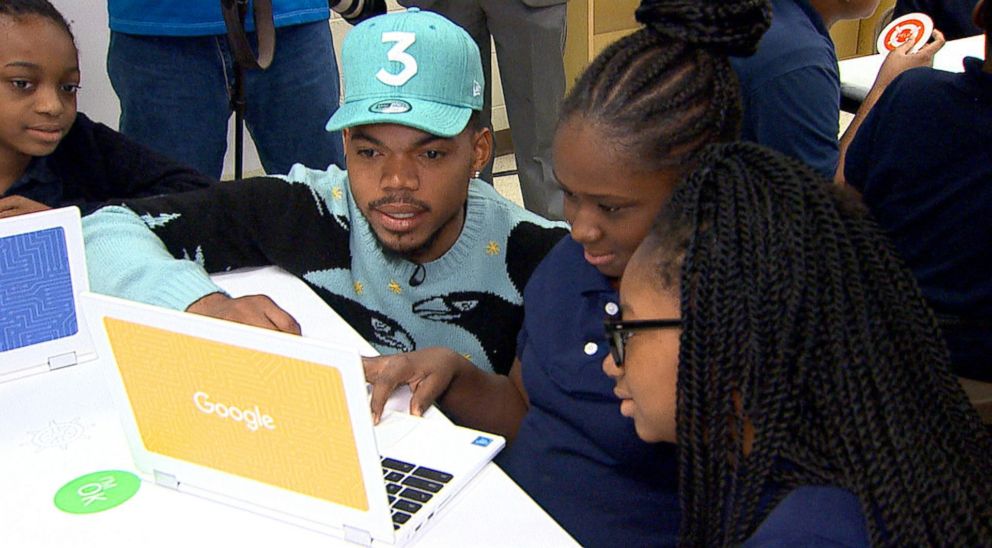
371, 226, 441, 262
365, 194, 464, 262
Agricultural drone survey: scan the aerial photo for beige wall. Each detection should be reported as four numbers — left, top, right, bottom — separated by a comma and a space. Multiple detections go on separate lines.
830, 0, 897, 59
564, 0, 640, 91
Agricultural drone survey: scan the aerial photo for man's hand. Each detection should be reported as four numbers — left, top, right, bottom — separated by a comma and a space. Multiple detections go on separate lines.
186, 292, 301, 335
0, 195, 51, 218
875, 29, 946, 90
363, 348, 470, 424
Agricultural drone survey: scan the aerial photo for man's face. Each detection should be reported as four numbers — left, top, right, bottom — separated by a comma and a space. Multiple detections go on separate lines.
344, 123, 491, 264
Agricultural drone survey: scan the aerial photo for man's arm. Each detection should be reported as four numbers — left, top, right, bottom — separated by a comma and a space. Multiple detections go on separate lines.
84, 204, 301, 333
82, 174, 340, 331
836, 30, 946, 185
83, 204, 224, 310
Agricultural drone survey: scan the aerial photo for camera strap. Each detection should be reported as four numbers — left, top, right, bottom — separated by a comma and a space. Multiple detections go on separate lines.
220, 0, 276, 70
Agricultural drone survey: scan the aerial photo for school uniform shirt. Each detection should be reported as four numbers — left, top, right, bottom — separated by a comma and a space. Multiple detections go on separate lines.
498, 236, 681, 547
894, 0, 982, 41
744, 486, 869, 546
82, 166, 568, 375
730, 0, 840, 177
1, 113, 214, 215
845, 58, 992, 382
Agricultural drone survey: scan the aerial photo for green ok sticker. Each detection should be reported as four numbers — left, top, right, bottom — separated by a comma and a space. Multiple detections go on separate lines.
54, 470, 141, 514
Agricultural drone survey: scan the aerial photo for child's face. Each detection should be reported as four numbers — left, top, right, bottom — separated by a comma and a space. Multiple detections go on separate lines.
552, 117, 678, 278
602, 239, 681, 443
0, 14, 79, 165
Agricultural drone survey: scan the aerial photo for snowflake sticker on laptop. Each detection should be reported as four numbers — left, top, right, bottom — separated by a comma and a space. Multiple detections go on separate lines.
472, 436, 493, 447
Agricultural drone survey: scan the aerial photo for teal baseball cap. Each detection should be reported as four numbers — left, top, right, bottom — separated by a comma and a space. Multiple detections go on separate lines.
325, 8, 485, 137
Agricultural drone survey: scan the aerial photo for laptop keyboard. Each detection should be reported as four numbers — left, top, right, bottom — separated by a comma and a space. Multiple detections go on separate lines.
381, 457, 453, 529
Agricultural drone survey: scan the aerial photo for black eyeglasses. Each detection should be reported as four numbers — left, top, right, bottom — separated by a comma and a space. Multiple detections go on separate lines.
603, 318, 682, 366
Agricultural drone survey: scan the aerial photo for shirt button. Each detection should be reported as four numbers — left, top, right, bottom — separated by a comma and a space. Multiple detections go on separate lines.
604, 302, 619, 316
584, 342, 599, 355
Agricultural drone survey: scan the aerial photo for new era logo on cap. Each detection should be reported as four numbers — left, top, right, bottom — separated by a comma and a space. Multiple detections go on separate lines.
326, 8, 485, 137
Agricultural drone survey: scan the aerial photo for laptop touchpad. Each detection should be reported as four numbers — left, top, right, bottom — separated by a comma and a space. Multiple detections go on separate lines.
373, 411, 421, 452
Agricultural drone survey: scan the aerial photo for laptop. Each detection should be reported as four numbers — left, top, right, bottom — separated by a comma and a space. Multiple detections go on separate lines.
0, 207, 95, 382
80, 292, 505, 546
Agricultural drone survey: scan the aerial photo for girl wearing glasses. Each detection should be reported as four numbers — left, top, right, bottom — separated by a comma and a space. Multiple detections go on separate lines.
603, 142, 992, 545
364, 0, 773, 544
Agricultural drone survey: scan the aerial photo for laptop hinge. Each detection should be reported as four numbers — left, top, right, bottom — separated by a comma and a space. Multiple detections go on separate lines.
154, 471, 180, 490
48, 351, 78, 371
343, 525, 372, 547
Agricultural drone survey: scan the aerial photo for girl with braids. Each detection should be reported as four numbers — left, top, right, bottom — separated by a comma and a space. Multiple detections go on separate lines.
364, 0, 771, 544
603, 141, 992, 546
0, 0, 213, 219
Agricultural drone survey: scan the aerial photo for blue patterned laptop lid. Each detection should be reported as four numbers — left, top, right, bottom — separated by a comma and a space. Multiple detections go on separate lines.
0, 207, 94, 381
0, 226, 77, 351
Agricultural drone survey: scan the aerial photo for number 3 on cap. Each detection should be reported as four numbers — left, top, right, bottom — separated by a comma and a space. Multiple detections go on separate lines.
377, 32, 418, 86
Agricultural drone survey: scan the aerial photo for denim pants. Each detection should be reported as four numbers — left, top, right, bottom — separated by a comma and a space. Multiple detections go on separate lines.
108, 20, 344, 179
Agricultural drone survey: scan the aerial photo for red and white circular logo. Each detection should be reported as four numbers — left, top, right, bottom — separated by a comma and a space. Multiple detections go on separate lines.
877, 13, 934, 53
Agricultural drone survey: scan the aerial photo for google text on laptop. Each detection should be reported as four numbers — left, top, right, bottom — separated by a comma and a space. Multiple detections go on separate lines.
0, 207, 95, 383
80, 292, 504, 546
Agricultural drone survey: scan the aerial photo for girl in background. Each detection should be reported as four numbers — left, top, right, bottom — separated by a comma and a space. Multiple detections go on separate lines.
0, 0, 213, 219
604, 142, 992, 545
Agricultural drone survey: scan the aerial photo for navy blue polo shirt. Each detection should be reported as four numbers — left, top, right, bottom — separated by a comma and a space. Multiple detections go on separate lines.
894, 0, 982, 41
845, 58, 992, 381
744, 486, 869, 546
498, 236, 681, 546
730, 0, 840, 177
2, 156, 62, 207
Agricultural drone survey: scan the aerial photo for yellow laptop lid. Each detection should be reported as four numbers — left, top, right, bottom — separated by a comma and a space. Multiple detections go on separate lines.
102, 317, 367, 510
81, 293, 396, 542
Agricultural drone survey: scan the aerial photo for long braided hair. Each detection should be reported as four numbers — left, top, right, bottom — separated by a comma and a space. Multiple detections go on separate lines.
643, 142, 992, 546
560, 0, 770, 171
0, 0, 75, 45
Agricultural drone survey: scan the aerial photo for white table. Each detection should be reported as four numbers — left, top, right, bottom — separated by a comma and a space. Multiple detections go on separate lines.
839, 34, 985, 102
0, 267, 577, 547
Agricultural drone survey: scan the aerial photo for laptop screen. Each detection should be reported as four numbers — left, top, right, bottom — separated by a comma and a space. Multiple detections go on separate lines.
103, 317, 370, 511
0, 226, 77, 352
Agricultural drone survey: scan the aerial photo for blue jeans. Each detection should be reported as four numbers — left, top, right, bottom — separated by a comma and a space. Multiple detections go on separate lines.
108, 20, 344, 178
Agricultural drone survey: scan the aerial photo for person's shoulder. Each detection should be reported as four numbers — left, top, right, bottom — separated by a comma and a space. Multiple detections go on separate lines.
277, 163, 352, 209
873, 66, 958, 114
463, 183, 569, 291
469, 181, 568, 233
895, 65, 955, 88
744, 485, 869, 547
527, 236, 588, 284
734, 0, 835, 80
